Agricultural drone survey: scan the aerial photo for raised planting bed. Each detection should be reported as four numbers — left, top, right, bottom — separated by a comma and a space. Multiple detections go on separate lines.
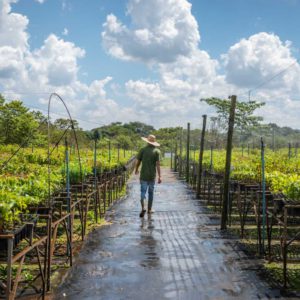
0, 222, 35, 252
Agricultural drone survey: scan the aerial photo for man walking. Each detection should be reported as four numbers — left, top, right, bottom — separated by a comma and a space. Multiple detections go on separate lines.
135, 134, 161, 218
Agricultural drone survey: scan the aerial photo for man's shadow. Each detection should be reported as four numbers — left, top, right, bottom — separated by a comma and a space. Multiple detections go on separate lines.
140, 215, 160, 269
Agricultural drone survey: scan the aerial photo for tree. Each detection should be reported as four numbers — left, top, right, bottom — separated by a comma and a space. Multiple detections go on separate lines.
123, 122, 155, 136
0, 99, 39, 145
116, 135, 133, 150
0, 94, 4, 106
51, 118, 91, 148
154, 127, 181, 152
201, 97, 265, 131
54, 118, 80, 130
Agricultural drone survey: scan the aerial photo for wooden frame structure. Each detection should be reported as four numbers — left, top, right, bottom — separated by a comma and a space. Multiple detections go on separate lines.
0, 157, 136, 300
173, 155, 300, 290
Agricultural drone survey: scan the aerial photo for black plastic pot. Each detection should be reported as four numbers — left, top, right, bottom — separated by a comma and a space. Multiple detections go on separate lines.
0, 223, 34, 252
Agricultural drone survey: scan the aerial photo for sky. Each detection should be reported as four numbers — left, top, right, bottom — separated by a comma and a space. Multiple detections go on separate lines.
1, 0, 300, 130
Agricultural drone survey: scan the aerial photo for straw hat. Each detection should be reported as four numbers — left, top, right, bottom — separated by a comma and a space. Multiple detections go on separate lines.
141, 134, 160, 147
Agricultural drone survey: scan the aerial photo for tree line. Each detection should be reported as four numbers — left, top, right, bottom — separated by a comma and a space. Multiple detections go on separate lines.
1, 94, 300, 151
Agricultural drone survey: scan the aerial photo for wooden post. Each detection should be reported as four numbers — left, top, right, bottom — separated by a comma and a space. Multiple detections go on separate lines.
221, 95, 237, 230
288, 142, 291, 159
283, 207, 288, 289
65, 138, 72, 256
186, 123, 190, 183
46, 213, 52, 291
210, 143, 213, 172
197, 115, 207, 198
261, 137, 266, 252
179, 128, 183, 177
174, 137, 178, 172
6, 237, 13, 299
108, 140, 111, 170
43, 216, 50, 295
93, 138, 98, 224
272, 126, 275, 151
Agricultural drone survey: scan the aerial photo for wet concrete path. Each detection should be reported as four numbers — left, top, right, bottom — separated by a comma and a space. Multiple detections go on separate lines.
54, 168, 287, 300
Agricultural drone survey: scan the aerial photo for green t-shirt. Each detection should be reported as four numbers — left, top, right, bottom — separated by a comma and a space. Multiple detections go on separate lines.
137, 144, 160, 181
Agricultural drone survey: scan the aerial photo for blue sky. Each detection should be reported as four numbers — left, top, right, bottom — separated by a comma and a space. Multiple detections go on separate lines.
195, 0, 300, 56
13, 0, 300, 82
1, 0, 300, 128
12, 0, 153, 84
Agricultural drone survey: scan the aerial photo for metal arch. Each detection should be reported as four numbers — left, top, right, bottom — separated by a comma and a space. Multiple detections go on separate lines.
47, 92, 83, 207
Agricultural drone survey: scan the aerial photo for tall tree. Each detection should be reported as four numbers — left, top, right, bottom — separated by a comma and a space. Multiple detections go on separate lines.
0, 99, 39, 145
201, 97, 265, 131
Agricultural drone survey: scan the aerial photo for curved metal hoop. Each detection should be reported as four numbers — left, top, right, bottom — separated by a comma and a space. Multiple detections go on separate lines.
47, 93, 83, 206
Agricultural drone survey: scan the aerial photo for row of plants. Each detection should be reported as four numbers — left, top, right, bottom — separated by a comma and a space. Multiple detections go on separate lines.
188, 148, 300, 200
0, 145, 133, 232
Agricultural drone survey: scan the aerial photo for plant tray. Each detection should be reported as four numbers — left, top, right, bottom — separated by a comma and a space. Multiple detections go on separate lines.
0, 223, 34, 252
287, 206, 300, 217
28, 207, 51, 215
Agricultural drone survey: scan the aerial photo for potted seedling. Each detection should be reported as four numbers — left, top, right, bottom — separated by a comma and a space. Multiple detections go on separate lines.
0, 200, 15, 233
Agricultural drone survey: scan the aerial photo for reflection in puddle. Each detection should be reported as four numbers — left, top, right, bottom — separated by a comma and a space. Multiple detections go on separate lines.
140, 216, 160, 269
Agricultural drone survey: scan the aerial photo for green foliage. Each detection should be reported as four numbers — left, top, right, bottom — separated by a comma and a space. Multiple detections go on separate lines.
265, 262, 300, 289
116, 135, 133, 150
54, 118, 80, 130
0, 99, 40, 146
201, 97, 265, 130
0, 264, 35, 283
191, 148, 300, 201
153, 127, 181, 152
91, 121, 156, 151
0, 144, 134, 230
123, 122, 155, 136
0, 192, 17, 230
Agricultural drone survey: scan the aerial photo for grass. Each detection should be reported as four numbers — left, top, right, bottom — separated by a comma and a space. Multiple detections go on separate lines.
264, 262, 300, 290
161, 157, 171, 167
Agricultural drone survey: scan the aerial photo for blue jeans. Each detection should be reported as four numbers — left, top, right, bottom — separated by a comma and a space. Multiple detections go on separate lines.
140, 180, 155, 210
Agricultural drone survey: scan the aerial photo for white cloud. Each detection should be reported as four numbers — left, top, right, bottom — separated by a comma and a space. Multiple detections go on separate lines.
31, 34, 85, 86
0, 0, 29, 50
100, 0, 237, 127
124, 29, 300, 127
2, 0, 300, 129
102, 0, 200, 64
223, 32, 300, 91
61, 0, 71, 11
0, 32, 86, 93
255, 90, 300, 128
62, 28, 68, 36
0, 0, 131, 128
124, 48, 229, 127
220, 32, 300, 128
0, 0, 29, 89
35, 0, 46, 3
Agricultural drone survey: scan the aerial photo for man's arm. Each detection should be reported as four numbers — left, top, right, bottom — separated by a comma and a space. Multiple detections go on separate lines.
135, 159, 141, 175
156, 160, 162, 184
